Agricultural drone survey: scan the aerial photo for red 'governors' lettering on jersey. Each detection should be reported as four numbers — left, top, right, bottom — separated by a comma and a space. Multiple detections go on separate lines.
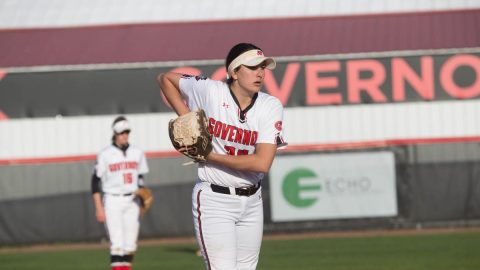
208, 117, 258, 146
109, 161, 139, 172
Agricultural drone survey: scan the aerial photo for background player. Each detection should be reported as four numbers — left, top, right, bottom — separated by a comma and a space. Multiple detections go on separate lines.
91, 116, 149, 270
157, 43, 287, 270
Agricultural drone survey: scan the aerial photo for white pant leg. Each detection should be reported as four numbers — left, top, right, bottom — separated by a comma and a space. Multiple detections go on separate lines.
123, 195, 140, 254
192, 182, 242, 270
236, 188, 263, 270
104, 195, 125, 255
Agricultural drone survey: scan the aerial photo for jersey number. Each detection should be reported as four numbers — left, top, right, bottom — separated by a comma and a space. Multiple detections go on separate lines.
123, 173, 133, 184
224, 146, 249, 156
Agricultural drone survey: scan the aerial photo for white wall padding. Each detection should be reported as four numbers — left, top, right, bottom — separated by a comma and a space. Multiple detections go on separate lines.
2, 99, 480, 160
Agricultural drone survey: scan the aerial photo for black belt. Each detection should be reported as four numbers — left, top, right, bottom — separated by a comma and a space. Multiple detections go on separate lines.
210, 183, 260, 197
107, 193, 133, 196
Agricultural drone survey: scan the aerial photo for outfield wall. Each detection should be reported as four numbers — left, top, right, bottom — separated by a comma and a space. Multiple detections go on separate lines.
1, 143, 480, 245
1, 49, 480, 245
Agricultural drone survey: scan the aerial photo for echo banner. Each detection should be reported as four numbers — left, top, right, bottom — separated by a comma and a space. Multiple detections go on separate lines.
270, 151, 397, 222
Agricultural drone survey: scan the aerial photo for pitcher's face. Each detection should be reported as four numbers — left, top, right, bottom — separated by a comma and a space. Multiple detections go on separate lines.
232, 62, 267, 94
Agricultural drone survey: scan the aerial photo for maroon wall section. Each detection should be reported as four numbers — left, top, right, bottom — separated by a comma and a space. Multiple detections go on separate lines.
1, 9, 479, 68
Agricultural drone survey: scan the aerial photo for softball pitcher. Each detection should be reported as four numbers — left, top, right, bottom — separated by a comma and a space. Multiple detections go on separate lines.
158, 43, 287, 270
91, 116, 149, 270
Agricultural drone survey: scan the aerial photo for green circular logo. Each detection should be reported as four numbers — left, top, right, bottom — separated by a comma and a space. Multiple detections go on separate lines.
282, 168, 321, 207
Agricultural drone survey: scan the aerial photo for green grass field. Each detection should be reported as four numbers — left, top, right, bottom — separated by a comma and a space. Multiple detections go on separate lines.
1, 230, 479, 270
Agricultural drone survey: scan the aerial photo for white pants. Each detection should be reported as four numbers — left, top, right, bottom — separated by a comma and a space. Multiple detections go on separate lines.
192, 181, 264, 270
104, 194, 140, 255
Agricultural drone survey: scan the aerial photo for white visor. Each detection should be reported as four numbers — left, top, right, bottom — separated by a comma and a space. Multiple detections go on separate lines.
227, 49, 276, 77
112, 120, 131, 134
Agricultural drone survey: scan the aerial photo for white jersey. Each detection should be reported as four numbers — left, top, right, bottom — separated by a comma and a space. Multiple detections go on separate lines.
95, 144, 149, 194
179, 75, 287, 188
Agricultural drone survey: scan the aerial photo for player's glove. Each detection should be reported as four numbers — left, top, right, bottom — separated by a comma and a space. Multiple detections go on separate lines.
169, 109, 213, 163
135, 187, 154, 216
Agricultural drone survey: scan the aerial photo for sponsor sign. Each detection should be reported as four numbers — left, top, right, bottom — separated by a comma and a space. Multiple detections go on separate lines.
1, 51, 478, 118
270, 151, 397, 221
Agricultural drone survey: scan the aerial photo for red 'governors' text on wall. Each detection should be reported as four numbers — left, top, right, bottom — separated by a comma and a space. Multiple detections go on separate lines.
170, 52, 480, 107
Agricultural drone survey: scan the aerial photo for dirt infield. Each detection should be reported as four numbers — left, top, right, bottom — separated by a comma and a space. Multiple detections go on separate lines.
2, 226, 479, 254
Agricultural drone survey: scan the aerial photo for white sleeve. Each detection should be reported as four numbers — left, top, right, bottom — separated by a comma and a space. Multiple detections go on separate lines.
257, 97, 288, 148
178, 75, 211, 110
95, 152, 106, 178
138, 151, 149, 174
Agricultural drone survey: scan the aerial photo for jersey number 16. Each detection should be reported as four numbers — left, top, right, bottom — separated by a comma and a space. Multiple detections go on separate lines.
123, 173, 133, 184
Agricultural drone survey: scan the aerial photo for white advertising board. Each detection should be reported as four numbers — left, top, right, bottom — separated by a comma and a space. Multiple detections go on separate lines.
270, 151, 397, 222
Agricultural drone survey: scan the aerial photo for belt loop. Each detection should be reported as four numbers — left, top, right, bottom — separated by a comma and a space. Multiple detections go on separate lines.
228, 187, 236, 195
